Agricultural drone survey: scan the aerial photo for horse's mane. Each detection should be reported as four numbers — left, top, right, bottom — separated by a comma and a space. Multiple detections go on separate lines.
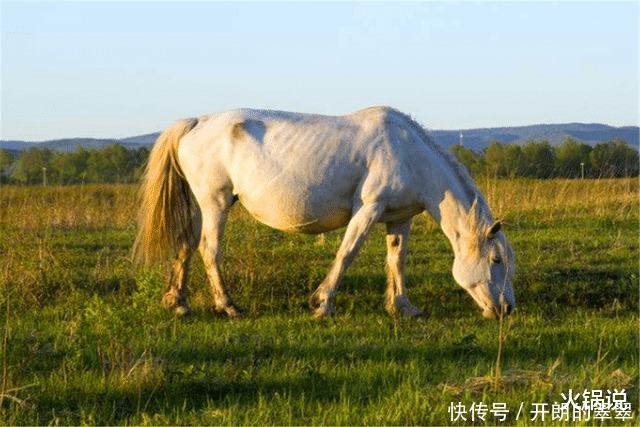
388, 108, 494, 234
388, 109, 475, 197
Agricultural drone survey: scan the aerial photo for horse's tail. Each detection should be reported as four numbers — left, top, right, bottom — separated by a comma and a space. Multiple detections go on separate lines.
132, 118, 199, 267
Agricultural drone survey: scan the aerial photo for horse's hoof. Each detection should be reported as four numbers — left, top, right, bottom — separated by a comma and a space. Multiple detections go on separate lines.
312, 303, 334, 318
215, 304, 245, 319
405, 308, 425, 318
386, 305, 424, 318
175, 305, 191, 316
225, 306, 245, 319
399, 305, 424, 318
385, 295, 424, 318
308, 293, 321, 310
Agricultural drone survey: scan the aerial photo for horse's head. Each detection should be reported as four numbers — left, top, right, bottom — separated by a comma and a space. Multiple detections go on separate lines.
452, 220, 516, 319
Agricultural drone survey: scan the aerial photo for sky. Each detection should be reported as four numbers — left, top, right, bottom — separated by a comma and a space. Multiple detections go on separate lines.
1, 1, 638, 141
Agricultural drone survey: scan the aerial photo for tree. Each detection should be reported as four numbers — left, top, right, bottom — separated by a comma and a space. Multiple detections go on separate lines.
450, 145, 480, 176
503, 145, 523, 178
521, 140, 555, 178
130, 146, 150, 181
103, 144, 131, 182
11, 147, 54, 184
590, 139, 639, 178
53, 147, 89, 184
86, 144, 132, 183
483, 141, 506, 178
555, 138, 592, 178
0, 149, 14, 182
483, 141, 523, 178
86, 149, 109, 183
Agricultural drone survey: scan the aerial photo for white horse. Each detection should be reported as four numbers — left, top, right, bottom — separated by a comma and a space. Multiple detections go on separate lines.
133, 106, 515, 319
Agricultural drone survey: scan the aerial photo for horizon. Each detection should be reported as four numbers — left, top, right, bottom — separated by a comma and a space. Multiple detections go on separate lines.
1, 120, 638, 145
2, 1, 638, 141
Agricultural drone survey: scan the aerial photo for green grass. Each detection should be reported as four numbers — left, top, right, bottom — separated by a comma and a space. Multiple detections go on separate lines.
0, 179, 638, 425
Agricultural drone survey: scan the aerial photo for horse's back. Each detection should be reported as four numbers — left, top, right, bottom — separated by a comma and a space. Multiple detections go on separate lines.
178, 107, 424, 233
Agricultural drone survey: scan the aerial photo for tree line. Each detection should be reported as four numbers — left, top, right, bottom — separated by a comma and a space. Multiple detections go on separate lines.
451, 137, 638, 179
0, 137, 637, 185
0, 144, 149, 185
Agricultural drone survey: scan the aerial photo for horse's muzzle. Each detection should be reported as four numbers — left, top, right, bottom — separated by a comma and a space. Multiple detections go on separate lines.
482, 301, 514, 319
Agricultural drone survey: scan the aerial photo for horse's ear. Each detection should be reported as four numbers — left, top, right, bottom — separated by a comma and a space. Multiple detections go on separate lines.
487, 221, 501, 238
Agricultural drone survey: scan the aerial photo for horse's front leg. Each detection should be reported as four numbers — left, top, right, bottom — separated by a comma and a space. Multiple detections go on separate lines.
384, 220, 423, 317
310, 203, 384, 317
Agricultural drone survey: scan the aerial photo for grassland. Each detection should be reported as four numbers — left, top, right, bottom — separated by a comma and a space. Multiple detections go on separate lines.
0, 179, 637, 425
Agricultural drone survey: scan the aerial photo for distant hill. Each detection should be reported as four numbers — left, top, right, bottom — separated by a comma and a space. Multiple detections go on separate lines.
0, 137, 146, 153
0, 140, 34, 151
2, 123, 637, 153
431, 123, 638, 153
119, 133, 161, 146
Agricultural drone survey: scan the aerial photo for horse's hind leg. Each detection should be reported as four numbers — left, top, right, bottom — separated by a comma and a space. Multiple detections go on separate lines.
162, 211, 201, 316
199, 194, 243, 318
384, 220, 423, 317
163, 241, 196, 316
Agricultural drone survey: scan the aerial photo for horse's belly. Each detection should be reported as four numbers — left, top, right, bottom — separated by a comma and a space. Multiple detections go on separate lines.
232, 155, 361, 234
240, 191, 353, 234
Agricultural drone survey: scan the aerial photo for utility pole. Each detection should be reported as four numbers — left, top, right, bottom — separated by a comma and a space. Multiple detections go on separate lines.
580, 162, 584, 180
42, 167, 48, 186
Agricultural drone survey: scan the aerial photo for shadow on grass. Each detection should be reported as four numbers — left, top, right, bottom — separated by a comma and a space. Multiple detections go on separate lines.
34, 340, 484, 424
521, 266, 638, 311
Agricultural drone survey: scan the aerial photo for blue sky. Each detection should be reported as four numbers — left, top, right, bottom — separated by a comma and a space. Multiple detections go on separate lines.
1, 1, 638, 141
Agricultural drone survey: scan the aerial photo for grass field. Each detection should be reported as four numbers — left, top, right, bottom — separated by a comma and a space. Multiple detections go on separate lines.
0, 179, 638, 425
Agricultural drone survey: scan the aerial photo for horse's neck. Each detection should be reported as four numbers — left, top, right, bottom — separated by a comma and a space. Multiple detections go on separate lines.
437, 191, 475, 252
417, 155, 488, 253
